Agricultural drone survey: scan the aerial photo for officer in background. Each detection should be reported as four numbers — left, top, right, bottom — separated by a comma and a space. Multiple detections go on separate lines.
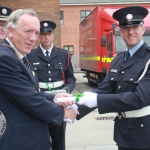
0, 6, 12, 42
27, 20, 76, 150
77, 6, 150, 150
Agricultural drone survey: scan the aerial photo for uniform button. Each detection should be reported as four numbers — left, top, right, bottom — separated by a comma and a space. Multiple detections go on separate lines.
48, 71, 51, 74
49, 78, 51, 81
141, 124, 144, 127
121, 71, 124, 74
34, 68, 37, 70
111, 78, 114, 81
48, 64, 50, 66
130, 78, 133, 81
38, 88, 41, 92
118, 86, 121, 89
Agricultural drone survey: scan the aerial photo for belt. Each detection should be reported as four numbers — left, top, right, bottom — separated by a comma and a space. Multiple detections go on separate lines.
117, 105, 150, 118
45, 89, 67, 95
39, 81, 64, 89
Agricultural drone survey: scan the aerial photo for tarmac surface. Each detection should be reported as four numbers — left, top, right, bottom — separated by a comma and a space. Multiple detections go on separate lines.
66, 73, 118, 150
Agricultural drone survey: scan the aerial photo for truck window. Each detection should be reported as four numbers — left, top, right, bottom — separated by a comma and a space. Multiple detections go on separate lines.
115, 31, 126, 54
143, 29, 150, 46
107, 34, 112, 51
115, 28, 150, 54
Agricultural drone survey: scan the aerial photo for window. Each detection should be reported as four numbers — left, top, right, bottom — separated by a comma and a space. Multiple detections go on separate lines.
60, 11, 64, 24
107, 33, 112, 51
80, 10, 91, 22
63, 45, 74, 55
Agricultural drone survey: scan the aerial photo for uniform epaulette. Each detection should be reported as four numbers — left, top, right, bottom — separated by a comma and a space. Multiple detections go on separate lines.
117, 51, 124, 56
147, 46, 150, 51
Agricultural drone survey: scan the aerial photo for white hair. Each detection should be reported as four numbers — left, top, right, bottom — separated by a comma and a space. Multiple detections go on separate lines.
5, 9, 38, 35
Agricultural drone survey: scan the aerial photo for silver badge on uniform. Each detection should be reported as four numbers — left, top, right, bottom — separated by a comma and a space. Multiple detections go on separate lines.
111, 69, 117, 73
33, 62, 40, 65
0, 111, 7, 138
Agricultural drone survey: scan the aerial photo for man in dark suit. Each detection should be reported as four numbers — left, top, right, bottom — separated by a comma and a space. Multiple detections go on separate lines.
77, 6, 150, 150
0, 6, 12, 42
0, 9, 76, 150
27, 20, 76, 150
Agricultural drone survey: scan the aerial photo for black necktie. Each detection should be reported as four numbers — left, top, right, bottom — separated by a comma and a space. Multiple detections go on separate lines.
125, 50, 130, 62
22, 56, 30, 69
45, 51, 50, 61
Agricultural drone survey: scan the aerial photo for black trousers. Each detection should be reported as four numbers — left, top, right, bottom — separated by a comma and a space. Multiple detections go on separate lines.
119, 147, 150, 150
49, 121, 66, 150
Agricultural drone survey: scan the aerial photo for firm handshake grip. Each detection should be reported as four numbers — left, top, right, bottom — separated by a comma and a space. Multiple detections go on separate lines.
55, 92, 98, 108
54, 92, 98, 124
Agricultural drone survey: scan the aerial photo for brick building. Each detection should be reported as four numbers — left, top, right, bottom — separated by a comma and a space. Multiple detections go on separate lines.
60, 0, 150, 72
0, 0, 61, 47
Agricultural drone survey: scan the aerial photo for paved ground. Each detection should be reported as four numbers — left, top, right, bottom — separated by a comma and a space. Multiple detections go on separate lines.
66, 73, 118, 150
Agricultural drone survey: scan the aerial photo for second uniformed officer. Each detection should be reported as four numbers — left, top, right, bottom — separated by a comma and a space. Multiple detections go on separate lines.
27, 20, 76, 150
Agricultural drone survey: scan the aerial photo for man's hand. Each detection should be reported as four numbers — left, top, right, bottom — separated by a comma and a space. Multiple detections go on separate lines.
64, 108, 77, 123
54, 93, 74, 107
77, 92, 98, 108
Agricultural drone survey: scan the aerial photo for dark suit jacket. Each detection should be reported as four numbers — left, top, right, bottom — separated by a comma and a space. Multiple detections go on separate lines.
0, 39, 64, 150
77, 43, 150, 149
27, 45, 76, 92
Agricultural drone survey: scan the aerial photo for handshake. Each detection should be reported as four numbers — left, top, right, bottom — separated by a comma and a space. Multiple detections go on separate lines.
53, 92, 98, 124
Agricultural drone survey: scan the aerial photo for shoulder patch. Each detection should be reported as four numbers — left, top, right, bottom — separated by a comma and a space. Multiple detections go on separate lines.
0, 111, 7, 138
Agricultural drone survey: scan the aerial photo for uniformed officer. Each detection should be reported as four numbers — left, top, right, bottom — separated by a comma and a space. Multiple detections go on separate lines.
27, 20, 76, 150
0, 6, 12, 42
76, 6, 150, 150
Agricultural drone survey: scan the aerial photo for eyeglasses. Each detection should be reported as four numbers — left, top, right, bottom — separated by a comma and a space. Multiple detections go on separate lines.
0, 24, 6, 28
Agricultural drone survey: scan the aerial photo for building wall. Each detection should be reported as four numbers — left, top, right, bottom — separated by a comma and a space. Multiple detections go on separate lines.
60, 5, 95, 71
0, 0, 61, 47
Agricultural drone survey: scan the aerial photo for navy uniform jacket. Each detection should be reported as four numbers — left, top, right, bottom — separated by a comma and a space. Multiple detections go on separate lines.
27, 46, 76, 92
0, 39, 64, 150
77, 43, 150, 149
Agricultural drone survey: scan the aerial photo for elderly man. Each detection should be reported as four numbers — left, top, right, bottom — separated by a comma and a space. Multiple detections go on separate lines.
0, 6, 12, 42
0, 9, 76, 150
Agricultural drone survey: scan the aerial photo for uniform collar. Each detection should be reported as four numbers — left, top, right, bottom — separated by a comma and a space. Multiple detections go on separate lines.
40, 43, 53, 56
127, 40, 144, 57
6, 37, 25, 59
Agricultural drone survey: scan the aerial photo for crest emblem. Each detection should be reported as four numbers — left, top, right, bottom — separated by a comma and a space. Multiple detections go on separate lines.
126, 14, 133, 20
44, 23, 48, 27
0, 111, 7, 138
2, 9, 7, 15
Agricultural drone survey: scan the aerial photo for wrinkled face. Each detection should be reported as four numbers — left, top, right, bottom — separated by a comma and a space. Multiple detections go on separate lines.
0, 21, 6, 42
120, 25, 145, 49
38, 32, 54, 49
8, 14, 40, 55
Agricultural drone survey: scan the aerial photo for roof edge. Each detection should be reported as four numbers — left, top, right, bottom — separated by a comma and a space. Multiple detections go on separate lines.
60, 2, 150, 6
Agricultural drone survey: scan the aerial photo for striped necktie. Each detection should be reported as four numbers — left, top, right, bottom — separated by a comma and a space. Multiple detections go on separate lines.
22, 56, 30, 69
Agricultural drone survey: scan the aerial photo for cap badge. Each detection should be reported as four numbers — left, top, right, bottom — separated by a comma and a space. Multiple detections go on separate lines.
126, 14, 133, 20
2, 9, 7, 15
44, 23, 48, 27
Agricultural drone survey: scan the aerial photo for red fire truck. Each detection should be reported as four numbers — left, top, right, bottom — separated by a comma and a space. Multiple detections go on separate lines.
79, 6, 150, 85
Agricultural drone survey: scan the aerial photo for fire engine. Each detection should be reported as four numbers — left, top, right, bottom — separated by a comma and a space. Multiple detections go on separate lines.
79, 6, 150, 85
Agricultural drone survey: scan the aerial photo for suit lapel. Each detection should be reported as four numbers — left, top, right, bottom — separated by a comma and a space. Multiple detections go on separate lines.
2, 39, 40, 92
36, 46, 47, 61
49, 46, 58, 61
